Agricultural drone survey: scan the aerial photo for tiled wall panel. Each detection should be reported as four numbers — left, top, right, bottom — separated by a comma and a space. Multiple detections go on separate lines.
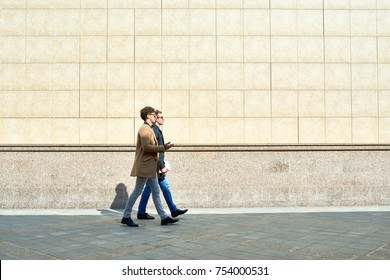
1, 0, 390, 145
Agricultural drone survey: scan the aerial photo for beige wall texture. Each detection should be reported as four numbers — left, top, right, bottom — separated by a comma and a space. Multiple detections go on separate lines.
1, 0, 390, 145
2, 145, 390, 209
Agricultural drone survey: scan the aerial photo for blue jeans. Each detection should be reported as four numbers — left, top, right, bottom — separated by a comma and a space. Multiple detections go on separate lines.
123, 177, 168, 219
138, 176, 177, 215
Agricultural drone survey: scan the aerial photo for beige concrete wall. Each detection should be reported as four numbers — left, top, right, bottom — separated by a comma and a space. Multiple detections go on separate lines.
1, 1, 390, 145
1, 145, 390, 209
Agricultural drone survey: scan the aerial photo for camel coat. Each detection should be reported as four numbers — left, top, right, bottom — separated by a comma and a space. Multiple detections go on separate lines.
130, 123, 166, 178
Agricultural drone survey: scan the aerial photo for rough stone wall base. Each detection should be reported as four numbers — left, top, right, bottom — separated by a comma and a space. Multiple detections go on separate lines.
1, 145, 389, 209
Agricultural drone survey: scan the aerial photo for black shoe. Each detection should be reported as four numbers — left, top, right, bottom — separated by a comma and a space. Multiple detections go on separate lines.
172, 208, 188, 218
161, 216, 179, 225
121, 217, 139, 227
137, 213, 155, 220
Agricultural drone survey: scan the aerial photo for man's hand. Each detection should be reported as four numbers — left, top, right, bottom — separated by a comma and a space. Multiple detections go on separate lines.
160, 167, 169, 173
164, 142, 174, 150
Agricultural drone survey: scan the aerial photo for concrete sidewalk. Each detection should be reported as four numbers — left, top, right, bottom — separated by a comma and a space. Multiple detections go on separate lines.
1, 207, 390, 260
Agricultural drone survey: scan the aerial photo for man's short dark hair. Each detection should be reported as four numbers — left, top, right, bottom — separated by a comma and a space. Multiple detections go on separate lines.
140, 106, 155, 121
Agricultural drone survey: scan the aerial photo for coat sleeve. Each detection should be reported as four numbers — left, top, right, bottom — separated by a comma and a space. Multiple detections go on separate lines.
139, 125, 165, 153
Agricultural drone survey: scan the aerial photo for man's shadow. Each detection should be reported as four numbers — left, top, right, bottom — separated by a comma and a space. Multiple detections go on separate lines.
110, 183, 129, 210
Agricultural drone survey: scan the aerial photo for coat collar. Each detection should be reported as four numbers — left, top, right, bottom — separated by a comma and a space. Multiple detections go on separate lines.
143, 121, 153, 128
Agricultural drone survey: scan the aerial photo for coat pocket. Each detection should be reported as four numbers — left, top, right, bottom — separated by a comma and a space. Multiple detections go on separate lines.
141, 155, 155, 163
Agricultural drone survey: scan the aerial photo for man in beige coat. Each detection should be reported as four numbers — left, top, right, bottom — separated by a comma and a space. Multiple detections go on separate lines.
121, 106, 178, 227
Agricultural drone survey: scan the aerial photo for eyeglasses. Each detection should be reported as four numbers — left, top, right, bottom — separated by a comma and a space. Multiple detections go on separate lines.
157, 116, 164, 119
148, 113, 156, 117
